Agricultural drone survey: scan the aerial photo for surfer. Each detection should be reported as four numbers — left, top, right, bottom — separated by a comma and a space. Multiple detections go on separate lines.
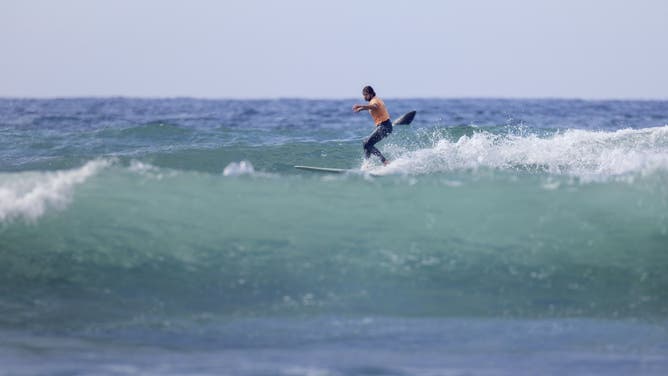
352, 85, 392, 166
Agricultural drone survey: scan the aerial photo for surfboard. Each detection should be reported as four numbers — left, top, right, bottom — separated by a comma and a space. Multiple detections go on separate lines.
294, 165, 385, 177
294, 165, 350, 173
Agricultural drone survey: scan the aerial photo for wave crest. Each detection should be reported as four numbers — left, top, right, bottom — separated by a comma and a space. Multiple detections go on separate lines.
0, 160, 110, 223
380, 126, 668, 179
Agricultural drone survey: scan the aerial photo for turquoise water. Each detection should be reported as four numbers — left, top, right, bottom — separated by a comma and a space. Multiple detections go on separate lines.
1, 98, 668, 375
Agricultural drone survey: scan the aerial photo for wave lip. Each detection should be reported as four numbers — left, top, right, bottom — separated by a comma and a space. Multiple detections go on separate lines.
0, 160, 110, 223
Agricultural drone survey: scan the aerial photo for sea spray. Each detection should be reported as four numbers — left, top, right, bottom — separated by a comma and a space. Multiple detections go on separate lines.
374, 125, 668, 179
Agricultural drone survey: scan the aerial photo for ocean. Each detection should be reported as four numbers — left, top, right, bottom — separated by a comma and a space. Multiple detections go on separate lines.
1, 97, 667, 375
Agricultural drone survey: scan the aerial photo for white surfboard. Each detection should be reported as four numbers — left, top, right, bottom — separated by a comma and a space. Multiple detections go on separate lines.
294, 165, 386, 177
294, 165, 350, 173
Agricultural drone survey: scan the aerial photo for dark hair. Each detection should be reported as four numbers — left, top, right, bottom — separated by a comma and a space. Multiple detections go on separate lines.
362, 86, 375, 96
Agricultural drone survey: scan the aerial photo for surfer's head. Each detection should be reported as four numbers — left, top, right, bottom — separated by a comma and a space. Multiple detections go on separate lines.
362, 86, 375, 101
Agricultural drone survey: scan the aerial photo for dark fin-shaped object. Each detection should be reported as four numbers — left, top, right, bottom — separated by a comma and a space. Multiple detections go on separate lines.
393, 110, 417, 125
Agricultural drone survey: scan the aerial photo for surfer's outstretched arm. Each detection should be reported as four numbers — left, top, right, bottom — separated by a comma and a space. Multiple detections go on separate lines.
353, 103, 378, 112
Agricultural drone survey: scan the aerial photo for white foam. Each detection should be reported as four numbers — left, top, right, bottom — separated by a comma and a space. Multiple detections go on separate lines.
223, 160, 255, 176
0, 160, 110, 223
379, 126, 668, 180
128, 160, 158, 174
128, 160, 176, 180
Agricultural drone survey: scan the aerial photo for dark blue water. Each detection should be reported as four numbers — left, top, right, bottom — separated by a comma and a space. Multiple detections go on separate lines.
1, 98, 667, 375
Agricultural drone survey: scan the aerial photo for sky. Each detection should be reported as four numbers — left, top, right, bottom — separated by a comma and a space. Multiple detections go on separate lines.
1, 0, 667, 99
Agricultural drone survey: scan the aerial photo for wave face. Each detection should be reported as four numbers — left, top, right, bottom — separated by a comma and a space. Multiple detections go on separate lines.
1, 163, 667, 331
1, 98, 667, 334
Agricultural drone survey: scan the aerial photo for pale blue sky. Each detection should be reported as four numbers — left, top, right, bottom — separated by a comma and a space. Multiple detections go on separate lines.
2, 0, 667, 99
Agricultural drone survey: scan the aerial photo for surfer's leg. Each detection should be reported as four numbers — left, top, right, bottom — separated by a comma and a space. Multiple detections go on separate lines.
369, 146, 386, 162
363, 121, 392, 163
363, 127, 386, 162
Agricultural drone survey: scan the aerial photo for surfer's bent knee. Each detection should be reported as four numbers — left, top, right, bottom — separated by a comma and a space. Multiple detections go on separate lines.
363, 139, 371, 150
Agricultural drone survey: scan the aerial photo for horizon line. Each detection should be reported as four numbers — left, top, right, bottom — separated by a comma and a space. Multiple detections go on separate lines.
1, 95, 667, 102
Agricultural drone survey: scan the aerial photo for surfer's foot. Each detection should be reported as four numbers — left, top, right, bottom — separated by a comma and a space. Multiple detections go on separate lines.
383, 160, 390, 166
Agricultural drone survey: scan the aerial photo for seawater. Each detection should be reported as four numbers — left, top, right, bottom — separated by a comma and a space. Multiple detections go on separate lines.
1, 98, 667, 375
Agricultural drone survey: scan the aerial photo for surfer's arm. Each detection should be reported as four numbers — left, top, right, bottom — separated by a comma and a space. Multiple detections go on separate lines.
352, 103, 378, 112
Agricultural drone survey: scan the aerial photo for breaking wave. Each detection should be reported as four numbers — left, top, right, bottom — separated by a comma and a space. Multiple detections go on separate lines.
377, 126, 668, 180
0, 160, 110, 223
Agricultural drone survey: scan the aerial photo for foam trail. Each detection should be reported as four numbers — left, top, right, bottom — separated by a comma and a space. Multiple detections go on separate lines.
0, 160, 110, 223
377, 126, 668, 179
